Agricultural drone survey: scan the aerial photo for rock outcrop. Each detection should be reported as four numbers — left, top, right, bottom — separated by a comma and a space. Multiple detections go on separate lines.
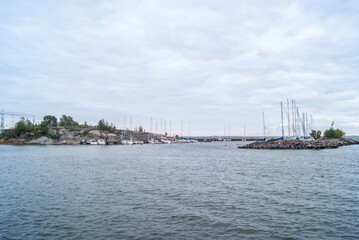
29, 136, 54, 145
239, 138, 359, 149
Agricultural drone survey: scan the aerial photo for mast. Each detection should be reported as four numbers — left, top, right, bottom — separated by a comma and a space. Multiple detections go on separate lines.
292, 100, 295, 137
262, 112, 266, 138
302, 113, 306, 137
150, 117, 153, 133
281, 102, 284, 138
181, 120, 183, 138
244, 123, 246, 142
229, 122, 230, 140
287, 99, 290, 138
188, 121, 191, 139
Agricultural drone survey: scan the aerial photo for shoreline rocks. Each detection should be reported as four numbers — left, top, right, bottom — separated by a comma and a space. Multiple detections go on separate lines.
239, 138, 359, 149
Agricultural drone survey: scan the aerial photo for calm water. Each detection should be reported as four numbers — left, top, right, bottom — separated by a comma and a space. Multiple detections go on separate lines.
1, 141, 358, 240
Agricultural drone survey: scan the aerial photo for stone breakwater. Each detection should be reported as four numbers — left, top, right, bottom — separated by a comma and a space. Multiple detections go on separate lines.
239, 138, 359, 149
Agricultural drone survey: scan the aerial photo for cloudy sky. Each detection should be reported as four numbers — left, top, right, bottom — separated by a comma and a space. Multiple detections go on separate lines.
1, 0, 359, 136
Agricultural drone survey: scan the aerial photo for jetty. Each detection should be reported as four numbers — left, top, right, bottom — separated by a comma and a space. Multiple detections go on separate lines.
239, 138, 359, 149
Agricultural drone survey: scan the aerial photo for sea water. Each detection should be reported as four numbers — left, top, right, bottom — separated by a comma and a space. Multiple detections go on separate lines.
1, 140, 358, 239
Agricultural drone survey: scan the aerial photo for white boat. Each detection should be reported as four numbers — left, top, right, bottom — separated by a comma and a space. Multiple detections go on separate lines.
86, 139, 98, 145
149, 138, 161, 144
161, 139, 172, 144
133, 140, 144, 144
121, 139, 133, 145
177, 139, 189, 143
97, 139, 106, 145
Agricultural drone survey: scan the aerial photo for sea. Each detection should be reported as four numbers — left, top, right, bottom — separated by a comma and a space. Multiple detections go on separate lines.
1, 138, 358, 239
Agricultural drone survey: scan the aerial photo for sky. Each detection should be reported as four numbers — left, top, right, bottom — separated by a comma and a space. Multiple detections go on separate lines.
1, 0, 359, 136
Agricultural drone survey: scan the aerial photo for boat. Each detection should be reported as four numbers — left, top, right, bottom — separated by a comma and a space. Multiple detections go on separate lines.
161, 139, 172, 144
86, 139, 98, 145
121, 139, 133, 145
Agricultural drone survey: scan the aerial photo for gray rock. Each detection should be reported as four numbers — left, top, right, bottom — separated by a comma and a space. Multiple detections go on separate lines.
29, 136, 54, 145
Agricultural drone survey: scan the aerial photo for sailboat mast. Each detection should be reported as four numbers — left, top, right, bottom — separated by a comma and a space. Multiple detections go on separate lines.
287, 99, 290, 138
262, 112, 266, 138
181, 120, 183, 138
244, 123, 246, 141
281, 102, 284, 138
229, 122, 230, 140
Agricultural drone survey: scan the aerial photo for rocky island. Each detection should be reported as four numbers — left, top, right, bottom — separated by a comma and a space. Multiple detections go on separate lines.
239, 138, 359, 149
0, 115, 171, 145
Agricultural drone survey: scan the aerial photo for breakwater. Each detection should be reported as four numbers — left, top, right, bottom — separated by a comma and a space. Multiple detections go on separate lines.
239, 138, 359, 149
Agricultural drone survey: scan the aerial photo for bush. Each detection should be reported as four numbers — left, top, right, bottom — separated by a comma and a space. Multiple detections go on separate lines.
97, 119, 116, 132
323, 121, 345, 138
59, 115, 78, 126
310, 130, 321, 139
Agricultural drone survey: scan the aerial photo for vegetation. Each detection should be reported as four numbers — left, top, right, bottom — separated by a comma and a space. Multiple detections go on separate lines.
97, 119, 116, 132
0, 118, 48, 140
0, 114, 77, 140
59, 115, 78, 126
323, 121, 345, 139
43, 115, 58, 127
310, 130, 322, 139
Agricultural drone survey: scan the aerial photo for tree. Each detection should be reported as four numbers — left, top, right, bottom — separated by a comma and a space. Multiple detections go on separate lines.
38, 121, 49, 135
310, 130, 321, 139
43, 115, 57, 127
59, 115, 78, 126
97, 119, 109, 131
323, 121, 345, 138
138, 126, 143, 132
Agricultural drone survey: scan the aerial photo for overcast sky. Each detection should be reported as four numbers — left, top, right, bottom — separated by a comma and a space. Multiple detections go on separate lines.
1, 0, 359, 136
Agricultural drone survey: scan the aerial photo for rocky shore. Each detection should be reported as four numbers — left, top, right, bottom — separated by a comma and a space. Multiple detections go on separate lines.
0, 127, 165, 145
239, 138, 359, 149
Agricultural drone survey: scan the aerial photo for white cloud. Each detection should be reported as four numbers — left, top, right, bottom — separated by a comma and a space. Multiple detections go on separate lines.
1, 0, 359, 135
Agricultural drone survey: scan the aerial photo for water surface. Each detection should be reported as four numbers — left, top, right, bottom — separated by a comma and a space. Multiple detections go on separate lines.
1, 141, 358, 239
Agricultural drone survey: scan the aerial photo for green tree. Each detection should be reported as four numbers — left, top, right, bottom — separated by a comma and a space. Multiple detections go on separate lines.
38, 121, 49, 135
323, 121, 345, 138
310, 130, 321, 139
97, 119, 109, 131
59, 115, 78, 126
43, 115, 58, 127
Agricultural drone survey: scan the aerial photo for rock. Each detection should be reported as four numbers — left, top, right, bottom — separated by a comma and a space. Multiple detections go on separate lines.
29, 136, 54, 145
239, 138, 359, 150
87, 130, 103, 138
